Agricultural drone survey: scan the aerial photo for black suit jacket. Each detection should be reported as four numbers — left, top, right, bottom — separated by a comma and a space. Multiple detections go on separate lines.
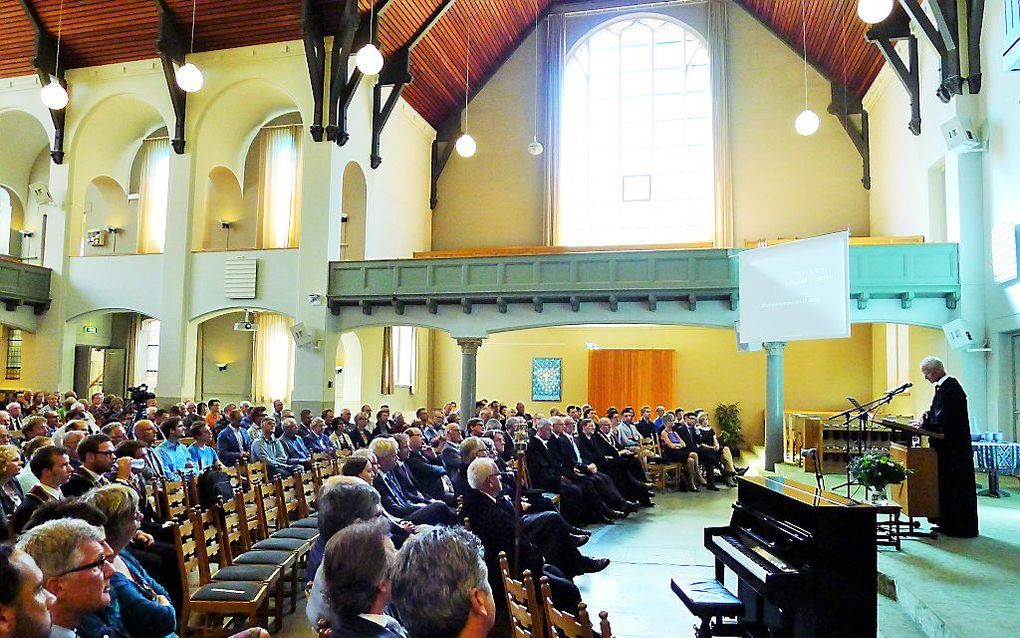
461, 488, 545, 582
12, 485, 56, 533
592, 431, 622, 459
926, 376, 971, 450
330, 615, 404, 638
62, 467, 107, 498
373, 472, 425, 518
552, 434, 585, 474
404, 451, 447, 499
524, 436, 563, 491
350, 428, 373, 450
576, 433, 603, 465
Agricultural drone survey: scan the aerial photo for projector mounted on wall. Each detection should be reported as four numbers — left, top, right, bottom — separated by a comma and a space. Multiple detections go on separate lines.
233, 309, 258, 332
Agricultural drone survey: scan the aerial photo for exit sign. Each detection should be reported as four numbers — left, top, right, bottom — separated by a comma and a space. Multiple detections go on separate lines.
82, 325, 98, 334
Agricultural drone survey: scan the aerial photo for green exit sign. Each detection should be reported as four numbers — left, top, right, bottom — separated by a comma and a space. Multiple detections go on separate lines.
82, 325, 98, 335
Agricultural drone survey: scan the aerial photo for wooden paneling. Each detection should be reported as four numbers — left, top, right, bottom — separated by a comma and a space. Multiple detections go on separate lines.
0, 0, 883, 131
587, 349, 675, 415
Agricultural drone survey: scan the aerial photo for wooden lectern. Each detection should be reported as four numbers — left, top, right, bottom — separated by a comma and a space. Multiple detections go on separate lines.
888, 443, 939, 518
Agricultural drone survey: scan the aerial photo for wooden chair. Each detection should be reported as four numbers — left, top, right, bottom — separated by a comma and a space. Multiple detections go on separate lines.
298, 471, 318, 514
274, 474, 319, 531
640, 437, 680, 492
161, 478, 191, 520
257, 480, 318, 544
539, 577, 613, 638
498, 552, 544, 638
170, 511, 269, 638
519, 455, 560, 508
144, 479, 162, 518
242, 460, 269, 487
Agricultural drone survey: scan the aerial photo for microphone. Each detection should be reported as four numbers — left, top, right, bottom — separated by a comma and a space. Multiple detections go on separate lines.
887, 382, 913, 395
800, 448, 817, 458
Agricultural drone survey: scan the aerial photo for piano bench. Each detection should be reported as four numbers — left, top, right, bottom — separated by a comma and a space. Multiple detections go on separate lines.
671, 578, 744, 638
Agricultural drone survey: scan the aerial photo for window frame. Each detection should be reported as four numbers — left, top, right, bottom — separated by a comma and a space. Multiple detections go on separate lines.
5, 328, 21, 380
392, 326, 417, 389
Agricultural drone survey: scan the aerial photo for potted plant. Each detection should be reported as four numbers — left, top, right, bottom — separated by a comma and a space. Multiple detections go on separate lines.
714, 402, 744, 457
849, 452, 910, 504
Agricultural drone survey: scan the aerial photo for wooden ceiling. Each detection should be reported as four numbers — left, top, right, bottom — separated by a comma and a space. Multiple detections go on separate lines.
0, 0, 883, 130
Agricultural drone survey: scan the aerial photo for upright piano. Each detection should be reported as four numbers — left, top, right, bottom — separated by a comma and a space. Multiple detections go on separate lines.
704, 476, 877, 638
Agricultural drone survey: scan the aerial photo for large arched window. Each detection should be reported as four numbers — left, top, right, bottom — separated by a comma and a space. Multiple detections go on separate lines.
560, 17, 712, 246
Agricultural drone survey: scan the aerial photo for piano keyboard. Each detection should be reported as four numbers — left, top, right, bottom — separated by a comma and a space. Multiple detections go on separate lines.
717, 534, 799, 580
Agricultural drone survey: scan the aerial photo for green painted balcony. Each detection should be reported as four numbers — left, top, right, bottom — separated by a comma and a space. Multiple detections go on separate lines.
0, 258, 52, 314
327, 243, 960, 316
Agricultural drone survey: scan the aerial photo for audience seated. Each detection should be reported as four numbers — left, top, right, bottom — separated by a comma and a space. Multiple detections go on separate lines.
62, 434, 129, 498
369, 437, 455, 526
0, 541, 56, 638
12, 446, 72, 534
216, 408, 251, 467
403, 427, 449, 501
440, 423, 464, 477
155, 418, 192, 480
186, 422, 220, 470
659, 412, 703, 492
0, 446, 24, 542
252, 417, 300, 478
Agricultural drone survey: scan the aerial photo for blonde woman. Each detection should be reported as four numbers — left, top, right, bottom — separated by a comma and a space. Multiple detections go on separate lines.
0, 444, 25, 540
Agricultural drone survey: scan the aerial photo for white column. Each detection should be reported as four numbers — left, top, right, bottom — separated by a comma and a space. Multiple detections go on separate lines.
764, 341, 786, 471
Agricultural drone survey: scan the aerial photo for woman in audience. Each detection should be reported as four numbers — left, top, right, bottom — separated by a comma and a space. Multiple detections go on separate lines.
81, 485, 177, 638
0, 444, 25, 541
323, 518, 404, 638
329, 420, 356, 453
696, 413, 743, 485
659, 413, 701, 492
342, 455, 377, 484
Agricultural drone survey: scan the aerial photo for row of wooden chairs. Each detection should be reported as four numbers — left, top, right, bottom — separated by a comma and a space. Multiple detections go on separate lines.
639, 436, 684, 491
498, 552, 613, 638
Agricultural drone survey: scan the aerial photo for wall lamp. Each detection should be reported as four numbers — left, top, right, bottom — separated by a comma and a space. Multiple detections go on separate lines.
216, 362, 229, 372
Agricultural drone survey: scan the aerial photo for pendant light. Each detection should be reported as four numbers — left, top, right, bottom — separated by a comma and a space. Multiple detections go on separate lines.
175, 0, 204, 92
40, 0, 69, 110
857, 0, 893, 24
526, 0, 544, 156
794, 0, 819, 136
356, 1, 384, 76
456, 14, 476, 158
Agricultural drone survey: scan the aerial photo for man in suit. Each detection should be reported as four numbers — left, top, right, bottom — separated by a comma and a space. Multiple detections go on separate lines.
216, 408, 251, 467
393, 432, 453, 506
62, 434, 132, 498
551, 417, 638, 514
440, 423, 464, 476
525, 419, 605, 526
403, 427, 449, 500
681, 412, 717, 490
280, 418, 313, 469
132, 420, 169, 481
461, 458, 603, 616
574, 418, 654, 506
11, 446, 72, 534
369, 438, 455, 526
918, 356, 979, 537
322, 519, 406, 638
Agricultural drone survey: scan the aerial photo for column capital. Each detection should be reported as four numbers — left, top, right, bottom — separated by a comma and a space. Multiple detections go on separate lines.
763, 341, 787, 355
456, 337, 484, 354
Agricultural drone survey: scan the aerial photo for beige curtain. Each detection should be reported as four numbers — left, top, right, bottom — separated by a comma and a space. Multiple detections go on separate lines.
137, 138, 170, 254
252, 313, 294, 404
542, 13, 567, 246
381, 326, 395, 395
256, 126, 302, 249
708, 0, 734, 248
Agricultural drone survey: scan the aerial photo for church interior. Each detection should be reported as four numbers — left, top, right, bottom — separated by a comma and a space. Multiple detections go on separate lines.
1, 0, 1019, 636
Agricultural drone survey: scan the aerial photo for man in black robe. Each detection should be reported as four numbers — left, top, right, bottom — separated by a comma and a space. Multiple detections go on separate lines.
919, 356, 979, 538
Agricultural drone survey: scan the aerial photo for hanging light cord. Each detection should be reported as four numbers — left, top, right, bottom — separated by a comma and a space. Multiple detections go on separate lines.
190, 0, 197, 54
841, 3, 848, 125
463, 13, 471, 132
54, 0, 65, 78
800, 0, 808, 109
533, 0, 540, 140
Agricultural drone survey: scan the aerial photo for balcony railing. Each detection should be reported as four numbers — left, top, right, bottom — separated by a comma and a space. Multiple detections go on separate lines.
0, 257, 52, 314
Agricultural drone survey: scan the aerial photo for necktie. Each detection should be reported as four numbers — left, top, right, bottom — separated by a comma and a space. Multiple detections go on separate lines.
569, 437, 582, 463
384, 619, 407, 638
386, 473, 410, 507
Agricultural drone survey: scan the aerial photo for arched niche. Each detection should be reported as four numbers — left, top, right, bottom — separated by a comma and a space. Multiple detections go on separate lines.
0, 110, 50, 260
69, 95, 169, 255
241, 112, 303, 249
201, 166, 244, 250
335, 331, 363, 409
83, 177, 132, 255
192, 79, 304, 250
341, 161, 367, 261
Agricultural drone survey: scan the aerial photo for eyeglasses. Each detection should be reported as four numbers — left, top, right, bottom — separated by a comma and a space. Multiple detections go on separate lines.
55, 554, 111, 577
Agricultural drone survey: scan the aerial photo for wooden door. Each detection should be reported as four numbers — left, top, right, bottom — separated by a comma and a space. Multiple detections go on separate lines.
587, 349, 675, 414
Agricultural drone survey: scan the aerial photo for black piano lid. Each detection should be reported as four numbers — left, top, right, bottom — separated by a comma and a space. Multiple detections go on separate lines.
740, 475, 870, 508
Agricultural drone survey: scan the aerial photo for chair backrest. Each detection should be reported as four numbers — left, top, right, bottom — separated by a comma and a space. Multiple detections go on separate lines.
170, 514, 211, 593
220, 463, 242, 490
274, 474, 304, 525
242, 483, 270, 541
193, 506, 229, 569
255, 480, 282, 533
539, 577, 612, 638
217, 490, 252, 562
161, 479, 189, 519
243, 460, 268, 486
299, 471, 317, 512
144, 479, 162, 518
499, 552, 545, 638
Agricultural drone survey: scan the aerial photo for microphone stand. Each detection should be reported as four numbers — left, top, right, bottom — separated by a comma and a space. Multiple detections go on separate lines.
829, 385, 910, 499
512, 433, 528, 578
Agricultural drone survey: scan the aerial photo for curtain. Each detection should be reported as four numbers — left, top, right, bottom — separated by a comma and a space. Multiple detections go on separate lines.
257, 126, 302, 249
542, 13, 567, 246
252, 313, 295, 404
381, 326, 395, 395
137, 138, 170, 254
708, 0, 734, 248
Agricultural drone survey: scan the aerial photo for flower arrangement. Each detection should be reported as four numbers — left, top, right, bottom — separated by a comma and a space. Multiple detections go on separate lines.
849, 452, 910, 491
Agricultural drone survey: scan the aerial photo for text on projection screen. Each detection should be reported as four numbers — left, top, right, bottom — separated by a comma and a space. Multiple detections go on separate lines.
738, 232, 850, 344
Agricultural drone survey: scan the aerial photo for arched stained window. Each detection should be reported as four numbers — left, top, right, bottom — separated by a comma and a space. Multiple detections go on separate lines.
560, 17, 713, 246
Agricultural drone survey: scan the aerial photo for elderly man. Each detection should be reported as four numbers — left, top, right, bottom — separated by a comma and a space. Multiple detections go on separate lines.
271, 400, 286, 430
391, 526, 496, 638
403, 427, 449, 501
16, 518, 122, 638
251, 418, 299, 478
11, 446, 73, 533
440, 423, 464, 477
369, 437, 455, 526
61, 431, 86, 470
6, 404, 24, 432
132, 420, 169, 480
0, 543, 56, 638
101, 423, 128, 447
303, 417, 336, 454
525, 419, 600, 526
553, 416, 639, 513
280, 418, 313, 469
917, 356, 979, 537
62, 434, 131, 498
216, 408, 251, 467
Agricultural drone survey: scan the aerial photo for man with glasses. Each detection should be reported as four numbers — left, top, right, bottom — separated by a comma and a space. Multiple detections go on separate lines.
0, 543, 56, 638
16, 518, 123, 638
63, 434, 132, 498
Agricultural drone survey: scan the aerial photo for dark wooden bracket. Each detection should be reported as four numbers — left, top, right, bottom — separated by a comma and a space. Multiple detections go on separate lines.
828, 82, 871, 189
154, 0, 188, 154
867, 16, 921, 135
18, 0, 66, 164
371, 0, 455, 169
302, 0, 327, 142
897, 0, 983, 100
429, 126, 457, 209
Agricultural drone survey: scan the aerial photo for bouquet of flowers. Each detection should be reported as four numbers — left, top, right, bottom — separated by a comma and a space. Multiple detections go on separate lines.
849, 452, 910, 491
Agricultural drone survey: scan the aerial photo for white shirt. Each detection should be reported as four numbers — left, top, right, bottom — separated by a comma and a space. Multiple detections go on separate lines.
50, 624, 76, 638
38, 482, 62, 500
934, 374, 953, 389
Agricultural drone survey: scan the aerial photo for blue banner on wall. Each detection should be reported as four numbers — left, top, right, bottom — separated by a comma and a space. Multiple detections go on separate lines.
532, 357, 562, 402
